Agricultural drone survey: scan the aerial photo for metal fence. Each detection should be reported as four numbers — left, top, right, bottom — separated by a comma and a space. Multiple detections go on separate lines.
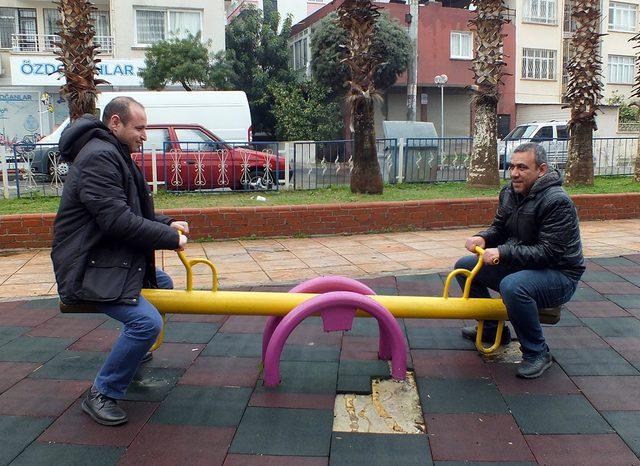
2, 136, 638, 198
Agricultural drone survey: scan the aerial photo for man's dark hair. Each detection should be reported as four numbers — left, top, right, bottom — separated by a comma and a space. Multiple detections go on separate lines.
101, 96, 144, 126
513, 142, 548, 166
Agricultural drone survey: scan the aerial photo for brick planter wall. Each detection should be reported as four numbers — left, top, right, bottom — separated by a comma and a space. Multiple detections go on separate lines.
1, 193, 639, 250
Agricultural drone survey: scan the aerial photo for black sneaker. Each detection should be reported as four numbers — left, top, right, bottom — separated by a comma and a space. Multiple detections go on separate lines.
461, 325, 512, 346
517, 352, 553, 379
141, 351, 153, 364
81, 386, 128, 426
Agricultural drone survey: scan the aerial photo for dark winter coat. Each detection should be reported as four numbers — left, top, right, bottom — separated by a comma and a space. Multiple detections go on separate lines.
51, 114, 179, 305
477, 170, 585, 281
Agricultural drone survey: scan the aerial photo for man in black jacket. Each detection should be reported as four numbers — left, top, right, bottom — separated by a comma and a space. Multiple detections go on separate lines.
52, 97, 189, 425
455, 143, 584, 379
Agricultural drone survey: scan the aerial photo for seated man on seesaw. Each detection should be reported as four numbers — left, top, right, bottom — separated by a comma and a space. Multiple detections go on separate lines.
455, 142, 584, 379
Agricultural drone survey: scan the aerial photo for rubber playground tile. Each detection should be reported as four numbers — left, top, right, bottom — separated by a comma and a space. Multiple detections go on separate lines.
486, 362, 579, 395
150, 385, 251, 427
20, 297, 59, 309
0, 415, 53, 466
542, 326, 609, 349
26, 315, 104, 339
403, 318, 473, 329
573, 376, 640, 410
125, 367, 185, 402
417, 378, 508, 414
564, 300, 630, 318
224, 454, 328, 466
0, 378, 89, 417
0, 336, 75, 363
543, 309, 582, 327
425, 414, 534, 463
219, 315, 269, 333
552, 348, 639, 376
580, 270, 627, 282
97, 318, 124, 330
0, 307, 57, 326
589, 281, 640, 295
602, 411, 640, 457
28, 350, 106, 381
346, 317, 384, 337
0, 300, 21, 311
0, 325, 29, 346
329, 432, 432, 466
229, 406, 333, 456
144, 342, 205, 369
39, 399, 158, 447
0, 361, 39, 394
10, 442, 123, 466
407, 327, 476, 350
504, 394, 613, 434
180, 356, 260, 387
397, 280, 446, 297
340, 336, 381, 361
605, 336, 640, 364
168, 313, 228, 324
202, 332, 262, 358
582, 317, 640, 338
337, 375, 377, 394
256, 361, 339, 394
591, 256, 639, 267
119, 424, 234, 466
281, 343, 341, 362
569, 286, 607, 302
605, 294, 640, 309
433, 462, 536, 465
249, 391, 335, 410
162, 321, 220, 344
286, 325, 343, 346
525, 433, 640, 466
411, 350, 491, 379
67, 328, 119, 352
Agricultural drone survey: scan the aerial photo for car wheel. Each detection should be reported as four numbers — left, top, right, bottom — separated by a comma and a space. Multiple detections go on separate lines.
244, 169, 273, 190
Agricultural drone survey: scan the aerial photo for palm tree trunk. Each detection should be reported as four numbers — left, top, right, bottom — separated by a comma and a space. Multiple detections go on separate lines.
634, 138, 640, 182
565, 122, 595, 185
468, 100, 500, 187
350, 97, 383, 193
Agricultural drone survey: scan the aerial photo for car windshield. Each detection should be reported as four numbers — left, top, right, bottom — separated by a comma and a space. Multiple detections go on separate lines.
504, 125, 537, 141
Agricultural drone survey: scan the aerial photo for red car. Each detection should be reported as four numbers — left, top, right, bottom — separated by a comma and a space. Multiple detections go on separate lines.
132, 124, 287, 191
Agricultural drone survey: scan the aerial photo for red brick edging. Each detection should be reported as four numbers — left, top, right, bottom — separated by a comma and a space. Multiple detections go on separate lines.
1, 193, 639, 250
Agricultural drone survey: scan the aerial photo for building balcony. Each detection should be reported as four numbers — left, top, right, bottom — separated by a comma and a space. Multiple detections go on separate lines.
10, 34, 114, 55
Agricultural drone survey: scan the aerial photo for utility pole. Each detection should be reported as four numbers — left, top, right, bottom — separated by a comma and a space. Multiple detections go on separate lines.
406, 0, 419, 121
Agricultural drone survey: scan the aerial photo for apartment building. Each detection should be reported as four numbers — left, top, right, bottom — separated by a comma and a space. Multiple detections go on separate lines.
0, 0, 225, 144
226, 0, 332, 25
288, 0, 517, 138
509, 0, 636, 134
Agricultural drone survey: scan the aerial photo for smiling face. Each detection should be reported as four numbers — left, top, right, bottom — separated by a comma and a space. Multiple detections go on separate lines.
509, 149, 548, 195
107, 103, 147, 152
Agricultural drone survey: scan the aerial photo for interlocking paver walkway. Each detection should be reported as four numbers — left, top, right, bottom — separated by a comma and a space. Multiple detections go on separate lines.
0, 221, 639, 464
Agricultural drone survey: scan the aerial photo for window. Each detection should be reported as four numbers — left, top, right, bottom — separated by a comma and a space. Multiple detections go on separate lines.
450, 32, 473, 59
135, 9, 202, 45
557, 125, 568, 139
532, 126, 553, 141
174, 128, 222, 152
524, 0, 557, 24
0, 8, 37, 50
609, 2, 637, 32
292, 37, 308, 71
522, 48, 556, 80
43, 9, 110, 52
144, 129, 170, 152
608, 55, 635, 84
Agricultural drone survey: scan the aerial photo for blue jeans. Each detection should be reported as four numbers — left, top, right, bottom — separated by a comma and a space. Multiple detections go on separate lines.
93, 269, 173, 399
455, 255, 577, 359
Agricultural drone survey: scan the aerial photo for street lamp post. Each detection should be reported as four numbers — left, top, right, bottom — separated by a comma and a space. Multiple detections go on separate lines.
434, 74, 448, 138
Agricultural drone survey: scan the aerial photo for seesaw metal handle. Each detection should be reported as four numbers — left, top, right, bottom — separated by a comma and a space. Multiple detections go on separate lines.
443, 246, 506, 354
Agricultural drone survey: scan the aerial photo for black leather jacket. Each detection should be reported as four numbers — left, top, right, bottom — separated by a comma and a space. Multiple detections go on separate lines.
477, 170, 585, 281
51, 115, 179, 305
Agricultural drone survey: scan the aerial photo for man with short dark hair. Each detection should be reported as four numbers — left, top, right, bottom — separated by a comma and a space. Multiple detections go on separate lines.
52, 97, 189, 425
455, 142, 584, 378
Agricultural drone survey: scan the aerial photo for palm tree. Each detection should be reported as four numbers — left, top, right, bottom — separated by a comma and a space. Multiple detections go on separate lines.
631, 30, 640, 182
338, 0, 384, 194
467, 0, 509, 188
563, 0, 602, 186
55, 0, 106, 120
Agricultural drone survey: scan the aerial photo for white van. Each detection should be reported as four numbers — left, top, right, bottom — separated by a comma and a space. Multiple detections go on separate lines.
498, 121, 569, 168
40, 90, 253, 144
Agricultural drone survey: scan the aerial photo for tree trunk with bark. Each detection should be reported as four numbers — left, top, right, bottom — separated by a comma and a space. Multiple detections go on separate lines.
468, 99, 500, 187
565, 121, 595, 185
350, 98, 383, 193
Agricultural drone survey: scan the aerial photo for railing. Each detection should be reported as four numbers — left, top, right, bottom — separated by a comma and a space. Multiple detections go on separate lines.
3, 136, 638, 198
618, 122, 640, 133
11, 33, 114, 54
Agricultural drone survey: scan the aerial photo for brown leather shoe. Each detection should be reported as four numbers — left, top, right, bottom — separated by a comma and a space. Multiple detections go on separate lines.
81, 386, 128, 426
